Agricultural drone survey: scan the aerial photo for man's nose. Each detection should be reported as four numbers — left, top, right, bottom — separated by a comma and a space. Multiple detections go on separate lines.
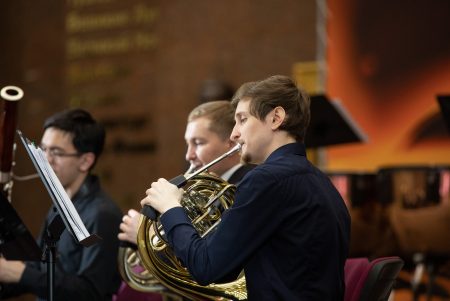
230, 126, 240, 142
185, 145, 196, 161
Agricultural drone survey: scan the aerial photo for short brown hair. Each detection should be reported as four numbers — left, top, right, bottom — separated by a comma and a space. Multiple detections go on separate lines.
231, 75, 310, 142
188, 100, 235, 141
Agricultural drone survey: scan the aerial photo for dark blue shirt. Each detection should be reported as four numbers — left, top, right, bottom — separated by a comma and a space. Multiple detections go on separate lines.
161, 143, 351, 300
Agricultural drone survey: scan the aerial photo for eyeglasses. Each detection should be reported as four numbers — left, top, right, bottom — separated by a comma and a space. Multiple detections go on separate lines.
40, 146, 81, 158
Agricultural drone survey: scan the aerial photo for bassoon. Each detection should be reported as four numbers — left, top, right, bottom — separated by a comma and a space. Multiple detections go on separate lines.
0, 86, 23, 200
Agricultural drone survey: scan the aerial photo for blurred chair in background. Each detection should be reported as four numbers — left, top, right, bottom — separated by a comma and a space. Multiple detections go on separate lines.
344, 256, 404, 301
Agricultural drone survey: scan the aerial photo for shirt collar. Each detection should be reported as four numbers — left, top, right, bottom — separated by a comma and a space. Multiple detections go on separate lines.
265, 142, 306, 162
221, 164, 243, 181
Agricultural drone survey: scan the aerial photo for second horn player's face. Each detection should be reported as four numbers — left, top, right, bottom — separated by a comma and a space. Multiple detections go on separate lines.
184, 117, 233, 176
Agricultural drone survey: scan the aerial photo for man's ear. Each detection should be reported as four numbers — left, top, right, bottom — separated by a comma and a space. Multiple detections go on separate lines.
270, 106, 286, 130
79, 152, 95, 172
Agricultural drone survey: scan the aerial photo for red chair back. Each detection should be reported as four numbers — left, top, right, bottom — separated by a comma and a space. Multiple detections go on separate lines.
344, 256, 404, 301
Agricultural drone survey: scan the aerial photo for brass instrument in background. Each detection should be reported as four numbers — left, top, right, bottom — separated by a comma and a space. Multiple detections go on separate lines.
117, 234, 169, 292
117, 166, 197, 298
0, 86, 22, 201
119, 144, 247, 300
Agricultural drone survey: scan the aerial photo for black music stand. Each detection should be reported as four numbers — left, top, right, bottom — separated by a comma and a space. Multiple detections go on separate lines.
18, 130, 101, 301
305, 94, 367, 148
437, 95, 450, 133
0, 192, 41, 261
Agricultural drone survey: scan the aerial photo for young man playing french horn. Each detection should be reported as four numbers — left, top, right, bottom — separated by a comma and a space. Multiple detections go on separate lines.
141, 75, 351, 301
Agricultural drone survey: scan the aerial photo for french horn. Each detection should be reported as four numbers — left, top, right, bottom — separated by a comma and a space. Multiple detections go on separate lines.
117, 232, 168, 293
117, 165, 199, 296
119, 144, 247, 300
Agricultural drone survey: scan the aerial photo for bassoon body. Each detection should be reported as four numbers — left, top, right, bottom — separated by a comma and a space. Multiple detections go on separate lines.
0, 86, 23, 199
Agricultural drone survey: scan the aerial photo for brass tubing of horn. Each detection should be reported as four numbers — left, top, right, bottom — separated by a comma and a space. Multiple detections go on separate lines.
116, 164, 202, 294
141, 143, 241, 221
118, 145, 244, 298
138, 173, 247, 300
117, 214, 175, 295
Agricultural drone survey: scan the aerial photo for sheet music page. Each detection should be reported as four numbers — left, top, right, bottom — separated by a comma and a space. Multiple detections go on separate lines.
31, 146, 90, 240
18, 130, 99, 246
17, 130, 101, 247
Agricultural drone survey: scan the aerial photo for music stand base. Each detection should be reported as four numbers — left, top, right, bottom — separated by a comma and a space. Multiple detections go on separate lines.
42, 213, 65, 301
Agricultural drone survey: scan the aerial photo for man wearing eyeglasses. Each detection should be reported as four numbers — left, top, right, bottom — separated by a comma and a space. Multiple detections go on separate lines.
0, 109, 123, 301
